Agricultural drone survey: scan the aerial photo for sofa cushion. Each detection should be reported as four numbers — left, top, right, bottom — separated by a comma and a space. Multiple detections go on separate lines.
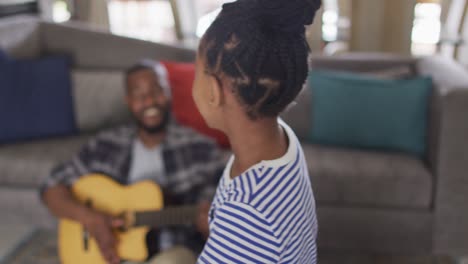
161, 61, 230, 148
303, 144, 433, 209
0, 56, 77, 143
72, 70, 131, 132
281, 66, 419, 141
308, 71, 433, 157
280, 86, 312, 140
0, 49, 10, 62
0, 187, 55, 229
0, 135, 91, 188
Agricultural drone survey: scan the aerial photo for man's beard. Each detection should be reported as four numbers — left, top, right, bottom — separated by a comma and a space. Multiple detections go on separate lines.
134, 106, 171, 134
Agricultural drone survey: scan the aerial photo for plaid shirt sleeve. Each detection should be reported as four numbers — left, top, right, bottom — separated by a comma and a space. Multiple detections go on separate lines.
162, 124, 228, 205
38, 137, 99, 197
38, 126, 133, 198
195, 143, 227, 203
160, 124, 228, 253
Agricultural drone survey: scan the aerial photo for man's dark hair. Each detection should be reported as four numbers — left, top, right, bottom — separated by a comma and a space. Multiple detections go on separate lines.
125, 63, 155, 92
201, 0, 322, 119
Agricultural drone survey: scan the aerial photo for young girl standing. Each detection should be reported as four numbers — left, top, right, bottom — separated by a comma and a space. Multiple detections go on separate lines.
192, 0, 322, 263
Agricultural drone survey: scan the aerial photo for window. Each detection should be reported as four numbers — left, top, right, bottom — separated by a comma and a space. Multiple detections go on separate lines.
196, 0, 231, 16
106, 0, 233, 44
411, 1, 442, 56
108, 0, 177, 44
0, 0, 39, 18
196, 7, 220, 38
195, 0, 233, 38
321, 0, 350, 43
322, 0, 338, 42
52, 0, 70, 23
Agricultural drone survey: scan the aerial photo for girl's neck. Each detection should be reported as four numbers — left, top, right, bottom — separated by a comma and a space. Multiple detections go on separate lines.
227, 117, 288, 179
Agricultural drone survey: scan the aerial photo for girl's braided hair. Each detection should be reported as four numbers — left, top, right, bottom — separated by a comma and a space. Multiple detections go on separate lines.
201, 0, 322, 119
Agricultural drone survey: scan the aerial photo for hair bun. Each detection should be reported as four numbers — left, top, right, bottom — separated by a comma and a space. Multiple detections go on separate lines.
249, 0, 322, 34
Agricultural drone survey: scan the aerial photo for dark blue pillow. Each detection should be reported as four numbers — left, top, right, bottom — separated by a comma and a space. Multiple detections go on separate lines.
0, 50, 10, 63
0, 56, 77, 143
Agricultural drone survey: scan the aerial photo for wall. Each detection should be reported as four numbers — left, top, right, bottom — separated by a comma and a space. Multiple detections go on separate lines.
71, 0, 110, 30
350, 0, 416, 55
306, 7, 324, 53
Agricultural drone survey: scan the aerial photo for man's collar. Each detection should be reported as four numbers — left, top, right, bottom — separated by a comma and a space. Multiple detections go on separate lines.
130, 117, 181, 146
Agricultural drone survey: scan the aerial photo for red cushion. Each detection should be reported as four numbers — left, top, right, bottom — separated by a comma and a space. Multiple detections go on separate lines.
161, 61, 230, 148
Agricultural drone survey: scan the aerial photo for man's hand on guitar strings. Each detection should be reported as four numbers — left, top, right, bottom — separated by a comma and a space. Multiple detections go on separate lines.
83, 210, 123, 264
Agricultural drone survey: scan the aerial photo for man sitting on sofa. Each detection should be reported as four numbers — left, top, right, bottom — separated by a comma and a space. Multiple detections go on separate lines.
40, 62, 225, 264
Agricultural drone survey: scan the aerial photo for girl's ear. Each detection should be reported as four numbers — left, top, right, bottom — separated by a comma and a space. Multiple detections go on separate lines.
208, 75, 224, 107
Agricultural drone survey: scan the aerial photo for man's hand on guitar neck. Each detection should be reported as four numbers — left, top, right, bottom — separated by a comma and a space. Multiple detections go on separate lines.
196, 201, 211, 239
82, 210, 124, 264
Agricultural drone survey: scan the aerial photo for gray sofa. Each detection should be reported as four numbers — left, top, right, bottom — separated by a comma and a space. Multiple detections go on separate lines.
1, 16, 468, 256
282, 53, 468, 256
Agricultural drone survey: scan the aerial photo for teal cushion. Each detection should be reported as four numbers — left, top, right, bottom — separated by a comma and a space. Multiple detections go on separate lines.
308, 70, 433, 157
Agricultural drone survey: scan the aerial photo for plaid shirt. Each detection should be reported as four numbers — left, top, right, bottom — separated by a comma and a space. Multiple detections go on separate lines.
40, 120, 226, 254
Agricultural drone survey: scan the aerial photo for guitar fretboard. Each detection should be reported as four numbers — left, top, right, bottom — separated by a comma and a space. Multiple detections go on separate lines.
134, 206, 198, 227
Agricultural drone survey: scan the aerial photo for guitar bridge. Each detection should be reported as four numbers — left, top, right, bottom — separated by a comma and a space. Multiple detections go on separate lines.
83, 200, 93, 252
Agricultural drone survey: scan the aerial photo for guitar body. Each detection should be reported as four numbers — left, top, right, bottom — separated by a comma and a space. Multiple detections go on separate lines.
59, 174, 163, 264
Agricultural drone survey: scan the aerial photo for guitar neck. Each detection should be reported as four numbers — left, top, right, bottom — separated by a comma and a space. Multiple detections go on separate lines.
133, 206, 198, 228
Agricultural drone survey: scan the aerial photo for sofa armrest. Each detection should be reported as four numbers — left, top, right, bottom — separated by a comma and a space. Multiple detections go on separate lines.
433, 88, 468, 256
309, 53, 417, 73
417, 56, 468, 90
416, 56, 468, 173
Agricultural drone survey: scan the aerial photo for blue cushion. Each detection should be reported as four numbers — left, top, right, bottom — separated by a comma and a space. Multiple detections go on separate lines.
0, 56, 76, 143
0, 50, 10, 63
308, 70, 433, 157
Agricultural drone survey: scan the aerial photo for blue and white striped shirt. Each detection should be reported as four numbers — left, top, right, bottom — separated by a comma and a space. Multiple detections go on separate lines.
198, 121, 318, 263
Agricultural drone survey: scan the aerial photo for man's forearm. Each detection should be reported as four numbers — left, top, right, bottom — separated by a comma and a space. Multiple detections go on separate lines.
43, 185, 92, 224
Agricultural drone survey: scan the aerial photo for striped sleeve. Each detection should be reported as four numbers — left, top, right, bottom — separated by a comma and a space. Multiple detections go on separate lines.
198, 201, 281, 264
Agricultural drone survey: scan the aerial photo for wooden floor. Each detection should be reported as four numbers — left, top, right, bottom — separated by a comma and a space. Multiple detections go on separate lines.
3, 230, 459, 264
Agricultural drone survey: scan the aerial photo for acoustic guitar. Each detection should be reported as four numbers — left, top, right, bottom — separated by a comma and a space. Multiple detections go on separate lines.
58, 174, 198, 264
